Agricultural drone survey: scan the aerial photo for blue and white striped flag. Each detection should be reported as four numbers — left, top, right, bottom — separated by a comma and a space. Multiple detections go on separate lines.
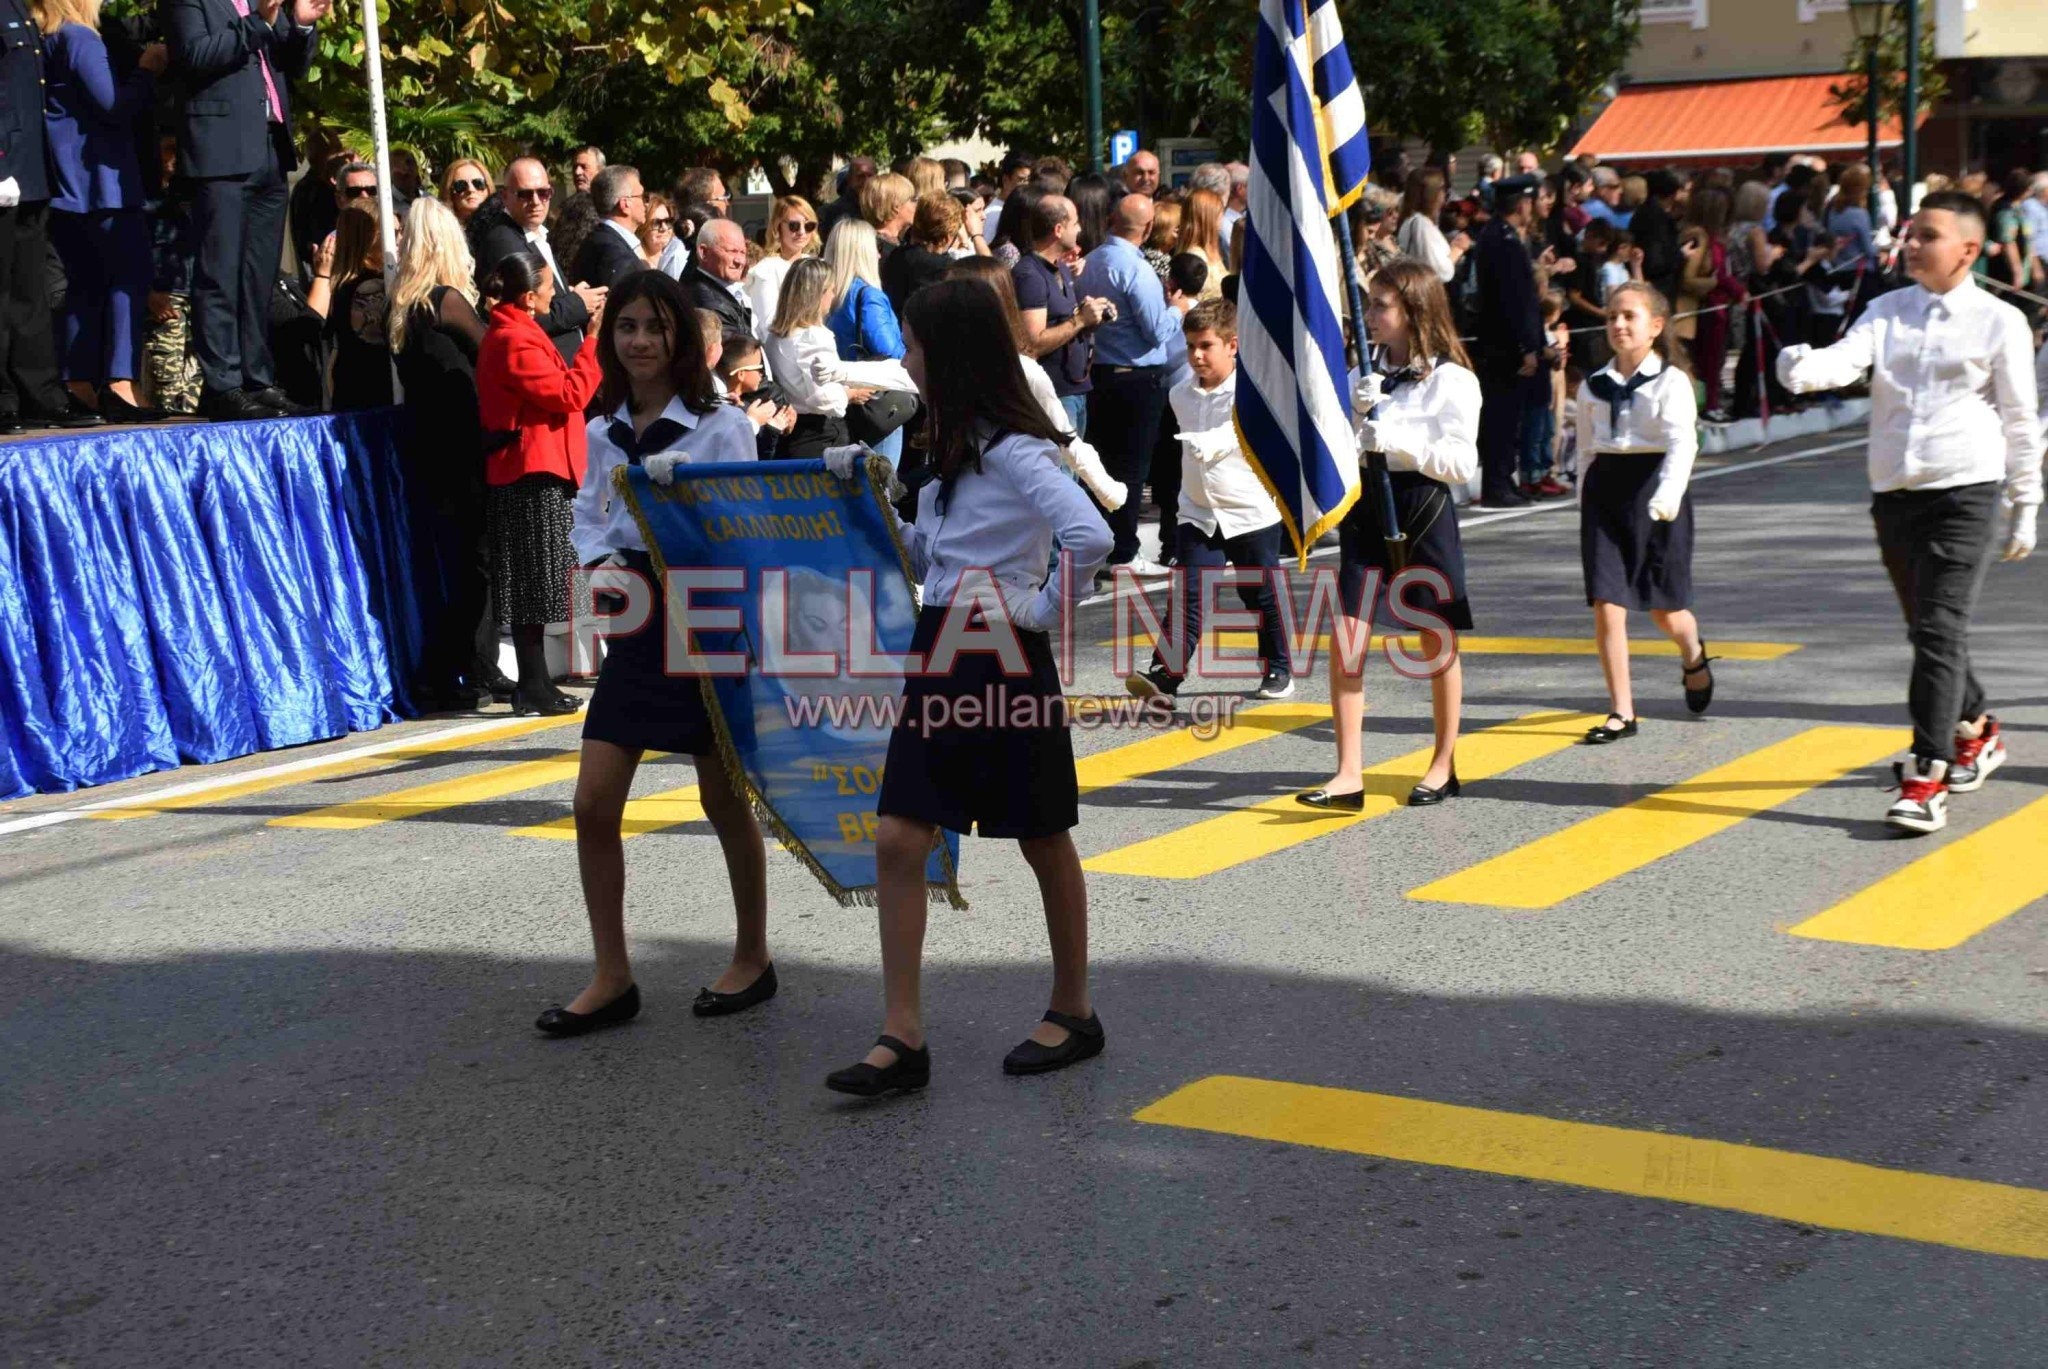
1235, 0, 1374, 564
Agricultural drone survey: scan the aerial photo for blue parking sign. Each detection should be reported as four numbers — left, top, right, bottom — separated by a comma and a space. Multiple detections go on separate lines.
1109, 130, 1138, 167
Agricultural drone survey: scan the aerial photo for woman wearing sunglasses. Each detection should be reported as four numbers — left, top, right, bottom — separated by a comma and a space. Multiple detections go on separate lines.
743, 194, 821, 340
439, 160, 495, 227
636, 193, 677, 271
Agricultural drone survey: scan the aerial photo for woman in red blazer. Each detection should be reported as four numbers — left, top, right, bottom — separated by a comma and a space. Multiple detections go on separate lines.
476, 249, 604, 715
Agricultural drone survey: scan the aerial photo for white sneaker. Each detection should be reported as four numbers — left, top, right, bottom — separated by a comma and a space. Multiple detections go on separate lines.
1947, 718, 2006, 794
1119, 557, 1175, 580
1884, 758, 1949, 835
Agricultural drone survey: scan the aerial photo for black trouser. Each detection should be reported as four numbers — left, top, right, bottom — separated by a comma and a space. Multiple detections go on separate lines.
1871, 482, 1999, 763
1087, 363, 1169, 563
190, 128, 290, 396
1151, 520, 1294, 679
1476, 365, 1523, 504
0, 200, 70, 417
1149, 408, 1183, 562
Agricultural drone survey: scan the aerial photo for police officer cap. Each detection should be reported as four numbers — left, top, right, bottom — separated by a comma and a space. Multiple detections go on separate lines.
1492, 174, 1540, 205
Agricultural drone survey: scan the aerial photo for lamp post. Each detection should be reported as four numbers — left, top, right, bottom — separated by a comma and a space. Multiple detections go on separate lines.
1902, 0, 1919, 213
1847, 0, 1886, 179
1083, 0, 1103, 172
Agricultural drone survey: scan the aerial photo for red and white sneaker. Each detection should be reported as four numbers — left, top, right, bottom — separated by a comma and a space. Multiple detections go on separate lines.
1885, 758, 1949, 835
1947, 717, 2007, 794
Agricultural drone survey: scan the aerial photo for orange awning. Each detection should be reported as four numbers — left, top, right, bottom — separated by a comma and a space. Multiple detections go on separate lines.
1570, 74, 1909, 163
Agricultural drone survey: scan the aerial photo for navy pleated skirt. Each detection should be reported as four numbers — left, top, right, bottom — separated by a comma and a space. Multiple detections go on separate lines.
1338, 470, 1475, 630
1580, 453, 1694, 611
582, 550, 718, 756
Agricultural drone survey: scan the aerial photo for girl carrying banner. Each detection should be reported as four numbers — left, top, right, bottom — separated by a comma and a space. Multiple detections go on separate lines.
820, 279, 1114, 1096
1574, 282, 1718, 745
533, 271, 777, 1038
1297, 258, 1478, 811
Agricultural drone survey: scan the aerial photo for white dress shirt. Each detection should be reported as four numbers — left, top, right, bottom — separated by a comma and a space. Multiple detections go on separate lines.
1778, 278, 2043, 507
1362, 359, 1481, 487
902, 431, 1113, 632
571, 397, 759, 564
523, 226, 561, 286
763, 326, 853, 417
1169, 371, 1282, 539
745, 256, 794, 340
1574, 353, 1699, 518
1397, 213, 1456, 283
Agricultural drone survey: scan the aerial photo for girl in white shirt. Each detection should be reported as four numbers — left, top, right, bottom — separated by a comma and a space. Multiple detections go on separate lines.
1297, 258, 1480, 811
820, 277, 1113, 1098
1575, 281, 1715, 746
764, 257, 917, 460
535, 271, 772, 1040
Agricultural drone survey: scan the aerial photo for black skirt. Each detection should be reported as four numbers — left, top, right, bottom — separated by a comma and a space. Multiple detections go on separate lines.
1337, 469, 1475, 630
486, 474, 577, 628
876, 604, 1079, 840
782, 412, 849, 461
1580, 453, 1694, 610
582, 550, 718, 756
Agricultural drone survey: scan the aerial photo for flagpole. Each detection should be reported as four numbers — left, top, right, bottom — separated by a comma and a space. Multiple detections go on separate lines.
1332, 209, 1406, 572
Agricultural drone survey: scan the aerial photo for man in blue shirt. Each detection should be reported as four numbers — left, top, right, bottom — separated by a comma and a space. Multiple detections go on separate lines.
1083, 194, 1182, 573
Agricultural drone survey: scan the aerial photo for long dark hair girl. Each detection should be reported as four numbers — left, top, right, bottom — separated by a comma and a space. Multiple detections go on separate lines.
902, 279, 1068, 484
594, 269, 721, 416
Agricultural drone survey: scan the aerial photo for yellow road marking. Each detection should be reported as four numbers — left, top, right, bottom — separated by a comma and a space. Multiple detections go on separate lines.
1106, 632, 1800, 660
1787, 795, 2048, 950
1409, 726, 1908, 910
89, 716, 582, 820
1135, 1076, 2048, 1261
270, 751, 583, 831
509, 782, 704, 841
1075, 702, 1327, 794
1083, 711, 1598, 879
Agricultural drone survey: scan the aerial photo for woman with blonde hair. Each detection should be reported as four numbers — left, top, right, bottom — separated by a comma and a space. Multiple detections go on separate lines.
1174, 188, 1226, 295
745, 193, 820, 337
390, 197, 502, 709
905, 156, 946, 198
439, 158, 495, 226
860, 172, 917, 255
822, 218, 910, 463
1143, 198, 1182, 279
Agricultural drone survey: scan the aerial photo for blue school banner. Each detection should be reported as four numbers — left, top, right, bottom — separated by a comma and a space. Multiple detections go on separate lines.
617, 457, 965, 908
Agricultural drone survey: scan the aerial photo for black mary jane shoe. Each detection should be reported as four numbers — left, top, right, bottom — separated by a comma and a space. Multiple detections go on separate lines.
691, 963, 777, 1017
1583, 714, 1639, 745
1407, 769, 1461, 806
1682, 646, 1718, 715
535, 983, 641, 1038
1003, 1009, 1107, 1076
826, 1034, 930, 1097
1295, 787, 1365, 812
513, 685, 581, 717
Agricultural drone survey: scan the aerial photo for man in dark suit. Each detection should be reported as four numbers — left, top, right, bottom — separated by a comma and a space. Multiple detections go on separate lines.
1630, 169, 1684, 305
0, 0, 103, 432
474, 156, 601, 365
570, 164, 646, 293
162, 0, 326, 420
1471, 176, 1545, 508
681, 217, 753, 337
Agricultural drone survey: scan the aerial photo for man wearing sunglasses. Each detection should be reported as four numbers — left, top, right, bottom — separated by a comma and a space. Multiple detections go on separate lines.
475, 157, 605, 364
333, 162, 376, 211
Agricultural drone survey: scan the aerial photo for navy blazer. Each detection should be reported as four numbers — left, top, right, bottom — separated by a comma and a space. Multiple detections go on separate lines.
159, 0, 311, 179
0, 0, 50, 202
42, 24, 151, 212
570, 220, 644, 293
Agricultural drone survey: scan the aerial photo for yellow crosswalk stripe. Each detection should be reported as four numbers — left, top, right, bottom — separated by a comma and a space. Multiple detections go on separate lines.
1083, 710, 1599, 879
1075, 702, 1326, 794
270, 750, 583, 831
509, 782, 705, 841
1408, 726, 1908, 910
1107, 631, 1800, 660
89, 716, 582, 820
1135, 1076, 2048, 1261
1786, 795, 2048, 950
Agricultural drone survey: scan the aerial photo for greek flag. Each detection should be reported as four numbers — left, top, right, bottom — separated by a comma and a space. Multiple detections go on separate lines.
1235, 0, 1373, 563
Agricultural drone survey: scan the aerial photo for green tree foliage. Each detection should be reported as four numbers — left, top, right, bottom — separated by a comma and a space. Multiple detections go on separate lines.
1829, 6, 1948, 134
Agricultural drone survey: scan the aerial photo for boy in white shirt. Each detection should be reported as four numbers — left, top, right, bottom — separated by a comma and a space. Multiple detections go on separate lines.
1779, 191, 2042, 834
1126, 298, 1296, 701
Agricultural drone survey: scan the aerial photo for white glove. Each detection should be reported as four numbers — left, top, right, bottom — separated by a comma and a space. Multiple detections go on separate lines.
1351, 371, 1382, 418
1175, 428, 1240, 464
822, 443, 871, 479
643, 452, 686, 485
587, 551, 632, 603
1356, 418, 1385, 455
1775, 343, 1814, 394
2001, 501, 2038, 562
1067, 437, 1128, 510
0, 178, 18, 209
1647, 487, 1684, 523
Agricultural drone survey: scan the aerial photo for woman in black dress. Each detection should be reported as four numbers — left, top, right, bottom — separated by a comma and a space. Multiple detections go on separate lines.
325, 201, 395, 411
1573, 282, 1716, 744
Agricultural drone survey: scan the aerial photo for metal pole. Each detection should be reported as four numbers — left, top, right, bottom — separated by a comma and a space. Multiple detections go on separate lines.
1333, 216, 1406, 572
362, 0, 401, 397
1865, 42, 1880, 178
1083, 0, 1103, 172
1901, 0, 1919, 215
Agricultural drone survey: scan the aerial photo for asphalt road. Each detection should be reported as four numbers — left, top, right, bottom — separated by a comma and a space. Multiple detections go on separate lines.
5, 428, 2047, 1367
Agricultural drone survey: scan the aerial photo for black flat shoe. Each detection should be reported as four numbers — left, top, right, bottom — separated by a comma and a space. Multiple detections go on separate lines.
1295, 787, 1365, 812
1682, 646, 1718, 715
513, 686, 581, 717
535, 983, 640, 1037
1003, 1009, 1106, 1076
1583, 715, 1638, 745
826, 1034, 930, 1096
100, 393, 169, 424
1407, 770, 1461, 806
692, 963, 777, 1017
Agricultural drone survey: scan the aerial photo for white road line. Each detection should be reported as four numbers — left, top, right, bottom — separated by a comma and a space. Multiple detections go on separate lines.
0, 714, 560, 838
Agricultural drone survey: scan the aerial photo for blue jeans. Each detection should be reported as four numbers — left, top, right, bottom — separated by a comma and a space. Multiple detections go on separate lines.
1151, 521, 1293, 679
1517, 396, 1555, 486
1059, 393, 1089, 440
871, 427, 904, 469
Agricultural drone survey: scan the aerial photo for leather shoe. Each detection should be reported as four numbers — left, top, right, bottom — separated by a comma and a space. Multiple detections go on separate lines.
691, 962, 777, 1017
199, 388, 280, 422
100, 392, 170, 425
36, 398, 105, 429
245, 386, 316, 417
1295, 786, 1365, 812
535, 983, 640, 1037
826, 1035, 930, 1096
0, 412, 24, 436
1407, 770, 1461, 806
1002, 1009, 1105, 1076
